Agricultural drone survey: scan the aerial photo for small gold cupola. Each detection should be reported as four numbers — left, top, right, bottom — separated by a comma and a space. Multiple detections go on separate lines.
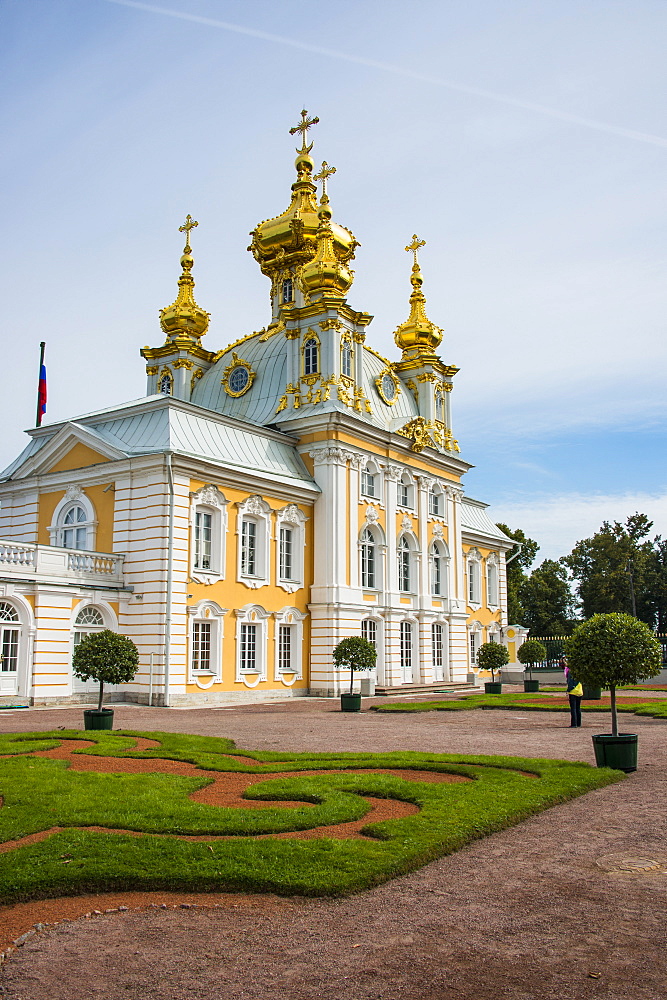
300, 162, 354, 300
393, 235, 443, 357
248, 111, 358, 285
159, 215, 210, 342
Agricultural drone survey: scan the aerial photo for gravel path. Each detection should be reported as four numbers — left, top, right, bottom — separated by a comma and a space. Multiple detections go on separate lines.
0, 691, 665, 999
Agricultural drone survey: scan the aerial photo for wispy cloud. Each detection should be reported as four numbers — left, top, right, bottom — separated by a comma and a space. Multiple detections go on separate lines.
103, 0, 667, 148
493, 491, 667, 562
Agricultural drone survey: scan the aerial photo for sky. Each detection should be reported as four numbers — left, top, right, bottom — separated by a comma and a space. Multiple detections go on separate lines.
1, 0, 665, 564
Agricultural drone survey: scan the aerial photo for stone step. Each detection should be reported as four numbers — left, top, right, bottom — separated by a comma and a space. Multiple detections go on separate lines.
373, 682, 478, 697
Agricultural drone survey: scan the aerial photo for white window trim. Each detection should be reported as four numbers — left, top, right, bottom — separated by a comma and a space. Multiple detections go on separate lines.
399, 617, 418, 682
273, 606, 305, 685
360, 459, 383, 502
190, 485, 228, 584
359, 522, 384, 591
49, 486, 97, 551
361, 616, 383, 681
187, 601, 227, 688
467, 548, 482, 608
397, 531, 418, 595
468, 620, 483, 668
486, 553, 500, 609
397, 472, 416, 511
235, 604, 269, 686
275, 504, 307, 593
236, 496, 272, 589
70, 600, 118, 695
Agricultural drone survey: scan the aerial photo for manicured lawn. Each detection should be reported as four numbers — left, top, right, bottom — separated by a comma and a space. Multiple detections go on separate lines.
372, 692, 667, 718
0, 730, 621, 902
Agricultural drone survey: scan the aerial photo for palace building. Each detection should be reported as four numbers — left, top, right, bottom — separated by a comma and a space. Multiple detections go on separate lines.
0, 112, 517, 706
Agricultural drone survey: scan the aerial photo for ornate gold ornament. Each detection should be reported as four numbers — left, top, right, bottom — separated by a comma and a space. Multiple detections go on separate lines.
158, 216, 211, 342
396, 417, 460, 454
393, 235, 443, 356
319, 318, 343, 331
173, 358, 195, 369
221, 352, 255, 397
190, 368, 204, 392
145, 365, 158, 376
375, 368, 401, 406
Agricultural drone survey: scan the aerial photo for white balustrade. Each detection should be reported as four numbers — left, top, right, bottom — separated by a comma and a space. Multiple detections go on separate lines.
0, 539, 124, 585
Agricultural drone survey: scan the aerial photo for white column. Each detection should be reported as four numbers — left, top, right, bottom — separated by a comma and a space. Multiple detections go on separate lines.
309, 447, 352, 601
384, 466, 400, 600
348, 455, 364, 590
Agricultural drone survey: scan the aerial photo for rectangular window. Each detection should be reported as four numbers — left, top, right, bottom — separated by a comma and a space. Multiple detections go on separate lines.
432, 554, 442, 595
398, 483, 410, 507
432, 623, 443, 671
361, 619, 377, 649
470, 632, 478, 665
468, 563, 480, 604
278, 624, 292, 672
361, 470, 375, 497
192, 621, 212, 671
429, 492, 441, 516
361, 537, 375, 589
194, 511, 212, 570
398, 549, 410, 593
400, 622, 412, 670
279, 525, 293, 580
241, 520, 256, 576
240, 623, 257, 671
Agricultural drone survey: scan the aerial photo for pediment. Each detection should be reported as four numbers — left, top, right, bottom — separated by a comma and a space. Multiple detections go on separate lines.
13, 423, 127, 479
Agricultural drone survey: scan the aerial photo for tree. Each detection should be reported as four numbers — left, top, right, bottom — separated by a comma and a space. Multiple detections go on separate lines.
519, 559, 575, 635
332, 636, 376, 695
496, 524, 539, 625
476, 641, 509, 683
72, 630, 139, 711
517, 638, 548, 681
566, 613, 662, 736
564, 514, 662, 627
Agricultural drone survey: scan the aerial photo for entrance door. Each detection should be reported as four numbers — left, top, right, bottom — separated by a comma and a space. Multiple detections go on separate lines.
400, 621, 413, 684
0, 626, 19, 696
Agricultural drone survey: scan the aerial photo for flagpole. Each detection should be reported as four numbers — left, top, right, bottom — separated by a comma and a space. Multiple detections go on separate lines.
36, 342, 46, 427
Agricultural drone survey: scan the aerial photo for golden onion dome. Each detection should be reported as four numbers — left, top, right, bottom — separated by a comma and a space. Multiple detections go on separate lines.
159, 216, 210, 341
393, 235, 443, 355
300, 196, 354, 299
248, 111, 358, 280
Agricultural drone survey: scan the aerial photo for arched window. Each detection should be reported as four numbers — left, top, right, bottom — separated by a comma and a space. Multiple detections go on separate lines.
360, 527, 376, 589
73, 606, 105, 649
467, 549, 482, 605
430, 540, 449, 597
341, 339, 353, 378
398, 473, 414, 510
190, 485, 228, 584
429, 486, 444, 517
0, 602, 21, 695
397, 536, 412, 593
361, 618, 377, 650
282, 278, 293, 303
361, 464, 376, 498
50, 491, 96, 552
159, 372, 173, 395
468, 621, 482, 666
303, 337, 319, 376
432, 622, 445, 680
435, 391, 446, 423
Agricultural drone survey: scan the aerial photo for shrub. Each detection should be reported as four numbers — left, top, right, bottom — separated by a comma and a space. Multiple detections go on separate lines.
72, 630, 139, 711
517, 639, 548, 680
566, 613, 662, 735
476, 642, 509, 682
333, 637, 376, 694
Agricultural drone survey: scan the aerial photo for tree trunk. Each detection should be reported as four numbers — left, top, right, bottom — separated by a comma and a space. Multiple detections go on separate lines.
610, 684, 618, 737
350, 665, 354, 695
98, 679, 105, 712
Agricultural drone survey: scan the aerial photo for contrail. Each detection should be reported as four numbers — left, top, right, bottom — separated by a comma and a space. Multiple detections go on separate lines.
103, 0, 667, 149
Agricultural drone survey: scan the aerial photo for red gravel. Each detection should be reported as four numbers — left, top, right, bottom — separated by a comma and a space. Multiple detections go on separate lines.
0, 690, 665, 1000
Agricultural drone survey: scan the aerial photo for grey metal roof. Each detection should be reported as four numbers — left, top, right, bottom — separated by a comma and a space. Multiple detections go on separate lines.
461, 499, 514, 545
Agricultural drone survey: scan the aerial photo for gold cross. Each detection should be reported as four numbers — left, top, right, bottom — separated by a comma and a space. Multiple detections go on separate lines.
405, 234, 426, 266
289, 109, 319, 153
314, 161, 336, 199
179, 214, 198, 252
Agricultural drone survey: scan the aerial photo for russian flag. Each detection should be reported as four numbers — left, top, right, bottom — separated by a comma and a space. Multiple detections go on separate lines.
36, 342, 47, 426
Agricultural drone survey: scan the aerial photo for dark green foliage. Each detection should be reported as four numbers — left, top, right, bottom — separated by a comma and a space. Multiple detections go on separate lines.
563, 514, 666, 627
566, 613, 662, 735
0, 730, 620, 902
520, 560, 575, 635
72, 630, 139, 710
496, 524, 539, 624
517, 638, 548, 681
333, 636, 376, 694
476, 642, 509, 681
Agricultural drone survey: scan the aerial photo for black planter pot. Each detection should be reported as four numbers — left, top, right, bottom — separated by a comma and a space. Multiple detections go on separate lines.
523, 679, 540, 693
83, 708, 114, 731
592, 733, 638, 773
340, 692, 362, 712
583, 685, 602, 700
484, 682, 502, 694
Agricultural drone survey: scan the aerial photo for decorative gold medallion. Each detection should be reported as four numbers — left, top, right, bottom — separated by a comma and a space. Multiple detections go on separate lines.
221, 352, 255, 397
375, 369, 400, 406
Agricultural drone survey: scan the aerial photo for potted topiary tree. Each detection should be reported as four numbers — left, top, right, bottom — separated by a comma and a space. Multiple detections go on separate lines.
566, 613, 662, 772
477, 642, 509, 694
333, 636, 377, 712
72, 629, 140, 730
517, 639, 547, 692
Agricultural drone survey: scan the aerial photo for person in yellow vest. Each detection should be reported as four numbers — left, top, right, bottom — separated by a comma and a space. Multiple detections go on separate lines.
563, 659, 583, 728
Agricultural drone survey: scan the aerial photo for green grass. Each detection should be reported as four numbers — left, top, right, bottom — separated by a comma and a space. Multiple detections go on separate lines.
0, 730, 622, 902
372, 692, 667, 719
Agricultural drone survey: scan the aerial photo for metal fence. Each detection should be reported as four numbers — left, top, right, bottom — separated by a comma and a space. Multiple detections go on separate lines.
528, 633, 667, 670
